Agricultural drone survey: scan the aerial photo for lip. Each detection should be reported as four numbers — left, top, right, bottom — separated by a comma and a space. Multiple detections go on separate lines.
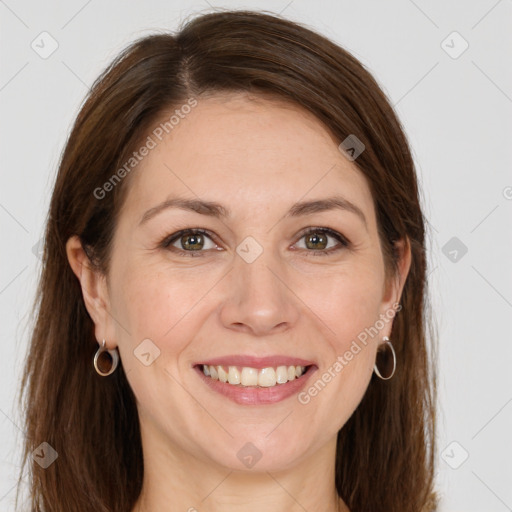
194, 364, 318, 405
194, 355, 316, 369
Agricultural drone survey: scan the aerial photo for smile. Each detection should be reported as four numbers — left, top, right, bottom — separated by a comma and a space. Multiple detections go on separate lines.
201, 364, 308, 387
194, 364, 317, 405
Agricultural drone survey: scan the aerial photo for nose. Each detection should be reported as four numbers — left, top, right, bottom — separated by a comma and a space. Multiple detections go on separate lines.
219, 247, 300, 336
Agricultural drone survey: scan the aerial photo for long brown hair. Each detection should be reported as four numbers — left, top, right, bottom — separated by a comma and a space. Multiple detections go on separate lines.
16, 9, 438, 511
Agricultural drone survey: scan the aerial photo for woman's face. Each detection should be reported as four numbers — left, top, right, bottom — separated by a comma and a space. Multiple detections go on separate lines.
87, 93, 409, 471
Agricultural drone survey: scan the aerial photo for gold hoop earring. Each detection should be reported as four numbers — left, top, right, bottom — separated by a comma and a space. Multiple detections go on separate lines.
93, 339, 119, 376
373, 336, 396, 380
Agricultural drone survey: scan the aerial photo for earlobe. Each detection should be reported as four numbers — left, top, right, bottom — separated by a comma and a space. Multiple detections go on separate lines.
65, 235, 112, 340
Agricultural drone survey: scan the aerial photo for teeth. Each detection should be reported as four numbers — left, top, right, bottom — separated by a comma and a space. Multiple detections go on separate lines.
258, 367, 276, 387
240, 367, 258, 386
218, 366, 228, 383
202, 364, 308, 387
228, 366, 240, 385
276, 366, 288, 384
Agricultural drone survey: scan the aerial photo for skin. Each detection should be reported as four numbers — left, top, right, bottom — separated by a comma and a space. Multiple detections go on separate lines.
67, 92, 411, 512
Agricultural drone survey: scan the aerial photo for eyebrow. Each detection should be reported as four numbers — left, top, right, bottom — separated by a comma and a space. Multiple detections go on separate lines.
139, 195, 368, 231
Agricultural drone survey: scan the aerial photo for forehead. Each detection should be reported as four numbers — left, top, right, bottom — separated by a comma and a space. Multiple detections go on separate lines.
122, 93, 375, 223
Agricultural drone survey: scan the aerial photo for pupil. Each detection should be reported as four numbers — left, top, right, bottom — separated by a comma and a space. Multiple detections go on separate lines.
306, 232, 327, 250
183, 234, 203, 250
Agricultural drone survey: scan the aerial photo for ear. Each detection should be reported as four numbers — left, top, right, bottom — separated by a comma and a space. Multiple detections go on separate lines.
65, 235, 117, 349
379, 237, 412, 339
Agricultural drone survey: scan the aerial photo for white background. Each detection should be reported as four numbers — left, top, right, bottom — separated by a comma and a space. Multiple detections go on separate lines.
1, 0, 511, 510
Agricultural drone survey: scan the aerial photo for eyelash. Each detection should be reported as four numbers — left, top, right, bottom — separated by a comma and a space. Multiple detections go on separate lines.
160, 227, 350, 258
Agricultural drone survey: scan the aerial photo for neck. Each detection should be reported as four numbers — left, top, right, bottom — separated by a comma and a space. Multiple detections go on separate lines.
131, 417, 349, 512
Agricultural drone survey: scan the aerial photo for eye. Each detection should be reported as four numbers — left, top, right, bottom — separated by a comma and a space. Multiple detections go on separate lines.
293, 227, 350, 256
161, 229, 219, 257
160, 227, 350, 258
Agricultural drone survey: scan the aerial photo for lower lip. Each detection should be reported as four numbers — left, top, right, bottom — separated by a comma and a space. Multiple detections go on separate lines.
194, 365, 318, 405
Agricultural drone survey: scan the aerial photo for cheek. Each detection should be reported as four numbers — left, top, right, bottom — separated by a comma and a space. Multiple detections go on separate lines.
110, 268, 207, 408
116, 272, 188, 339
111, 261, 222, 351
300, 263, 385, 346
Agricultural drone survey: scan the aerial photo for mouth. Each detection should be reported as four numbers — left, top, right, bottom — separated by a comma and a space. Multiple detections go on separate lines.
195, 363, 315, 388
193, 363, 318, 405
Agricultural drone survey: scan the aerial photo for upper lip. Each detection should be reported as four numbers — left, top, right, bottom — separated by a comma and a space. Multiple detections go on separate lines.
195, 355, 316, 369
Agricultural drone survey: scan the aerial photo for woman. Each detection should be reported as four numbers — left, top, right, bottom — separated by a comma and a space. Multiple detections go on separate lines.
17, 9, 438, 512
